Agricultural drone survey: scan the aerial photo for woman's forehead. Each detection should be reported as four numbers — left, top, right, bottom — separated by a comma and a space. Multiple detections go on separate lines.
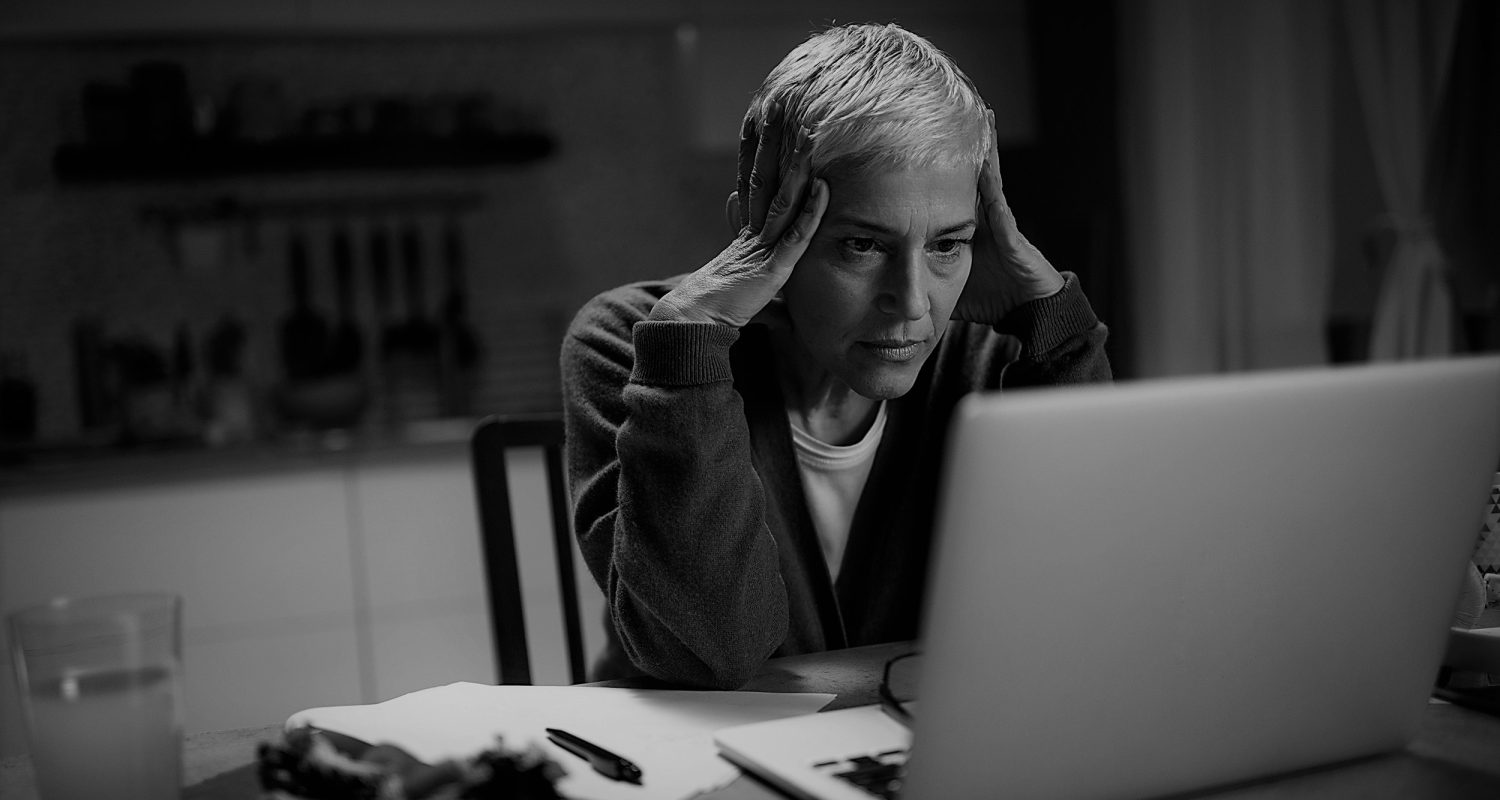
822, 163, 978, 228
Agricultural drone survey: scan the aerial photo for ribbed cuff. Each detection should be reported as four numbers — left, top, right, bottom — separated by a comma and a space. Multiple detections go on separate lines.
994, 272, 1100, 357
630, 321, 741, 386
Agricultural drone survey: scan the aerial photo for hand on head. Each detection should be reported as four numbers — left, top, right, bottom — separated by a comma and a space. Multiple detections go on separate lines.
952, 108, 1066, 326
649, 103, 827, 328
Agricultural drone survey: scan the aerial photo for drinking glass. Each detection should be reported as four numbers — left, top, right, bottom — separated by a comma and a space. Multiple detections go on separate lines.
8, 592, 184, 800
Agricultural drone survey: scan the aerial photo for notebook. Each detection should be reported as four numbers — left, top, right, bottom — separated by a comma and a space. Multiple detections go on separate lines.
715, 356, 1500, 799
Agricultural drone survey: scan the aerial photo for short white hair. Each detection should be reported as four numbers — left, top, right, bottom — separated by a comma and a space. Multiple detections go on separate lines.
746, 23, 992, 180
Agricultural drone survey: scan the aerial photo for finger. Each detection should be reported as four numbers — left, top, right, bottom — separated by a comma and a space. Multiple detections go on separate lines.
760, 126, 812, 242
736, 114, 758, 230
746, 102, 784, 233
983, 107, 1003, 193
767, 177, 828, 276
978, 108, 1023, 251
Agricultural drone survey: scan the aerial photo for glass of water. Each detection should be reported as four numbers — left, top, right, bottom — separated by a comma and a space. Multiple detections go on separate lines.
9, 593, 184, 800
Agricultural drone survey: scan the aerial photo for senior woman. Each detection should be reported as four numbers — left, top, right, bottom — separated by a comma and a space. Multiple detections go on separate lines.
562, 22, 1111, 689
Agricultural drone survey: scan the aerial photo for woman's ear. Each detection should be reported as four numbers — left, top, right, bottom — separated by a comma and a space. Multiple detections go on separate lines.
725, 191, 742, 237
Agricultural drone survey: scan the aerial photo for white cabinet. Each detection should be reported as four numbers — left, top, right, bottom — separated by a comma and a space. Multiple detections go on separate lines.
351, 445, 607, 701
350, 449, 496, 702
0, 464, 362, 757
0, 439, 602, 758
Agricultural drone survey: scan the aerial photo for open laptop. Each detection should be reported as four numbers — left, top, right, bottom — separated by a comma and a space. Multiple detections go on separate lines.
715, 356, 1500, 799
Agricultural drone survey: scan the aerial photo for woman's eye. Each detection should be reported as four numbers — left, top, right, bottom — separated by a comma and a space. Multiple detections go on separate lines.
839, 238, 882, 258
931, 238, 972, 256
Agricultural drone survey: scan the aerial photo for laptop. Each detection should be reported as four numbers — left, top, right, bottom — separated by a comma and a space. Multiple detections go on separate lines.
715, 356, 1500, 799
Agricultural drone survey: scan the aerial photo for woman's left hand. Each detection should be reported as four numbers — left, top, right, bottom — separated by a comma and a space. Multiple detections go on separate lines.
953, 108, 1066, 326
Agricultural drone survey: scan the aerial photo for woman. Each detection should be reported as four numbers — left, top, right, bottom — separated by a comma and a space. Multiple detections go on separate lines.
562, 23, 1111, 688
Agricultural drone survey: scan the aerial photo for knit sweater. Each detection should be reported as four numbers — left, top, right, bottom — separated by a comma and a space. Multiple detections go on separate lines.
560, 272, 1111, 689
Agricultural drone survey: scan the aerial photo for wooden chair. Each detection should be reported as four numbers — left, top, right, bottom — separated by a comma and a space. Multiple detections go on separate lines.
469, 413, 587, 685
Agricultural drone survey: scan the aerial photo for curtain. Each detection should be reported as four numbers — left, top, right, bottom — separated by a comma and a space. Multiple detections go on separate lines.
1119, 0, 1334, 376
1341, 0, 1462, 360
1424, 0, 1499, 349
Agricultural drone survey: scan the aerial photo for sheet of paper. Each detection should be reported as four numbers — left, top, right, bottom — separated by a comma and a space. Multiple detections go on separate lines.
287, 683, 834, 800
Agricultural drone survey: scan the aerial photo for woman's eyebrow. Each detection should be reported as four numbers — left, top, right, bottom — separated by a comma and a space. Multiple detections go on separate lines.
824, 216, 977, 237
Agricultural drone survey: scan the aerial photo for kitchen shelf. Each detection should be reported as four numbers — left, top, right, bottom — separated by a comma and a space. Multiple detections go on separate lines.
52, 131, 555, 183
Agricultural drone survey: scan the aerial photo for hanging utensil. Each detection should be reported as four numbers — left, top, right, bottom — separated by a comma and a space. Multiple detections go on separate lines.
369, 223, 400, 362
441, 217, 480, 367
400, 223, 441, 359
279, 228, 329, 381
439, 217, 481, 415
326, 225, 363, 375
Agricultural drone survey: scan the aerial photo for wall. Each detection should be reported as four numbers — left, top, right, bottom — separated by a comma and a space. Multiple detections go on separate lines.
0, 29, 725, 441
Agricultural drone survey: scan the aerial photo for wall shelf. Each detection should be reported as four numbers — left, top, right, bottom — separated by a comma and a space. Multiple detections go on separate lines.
52, 131, 555, 183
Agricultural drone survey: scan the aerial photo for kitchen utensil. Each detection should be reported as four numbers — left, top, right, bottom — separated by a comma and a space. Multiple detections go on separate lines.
129, 61, 194, 145
439, 217, 480, 415
384, 223, 442, 422
279, 229, 329, 381
369, 224, 400, 361
0, 353, 37, 443
326, 225, 364, 375
225, 77, 288, 143
399, 223, 441, 357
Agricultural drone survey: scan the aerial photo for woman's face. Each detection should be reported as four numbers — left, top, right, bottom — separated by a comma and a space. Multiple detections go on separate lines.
782, 162, 978, 400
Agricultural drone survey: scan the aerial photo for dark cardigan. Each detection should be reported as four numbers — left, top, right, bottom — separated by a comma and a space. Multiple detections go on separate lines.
560, 273, 1111, 688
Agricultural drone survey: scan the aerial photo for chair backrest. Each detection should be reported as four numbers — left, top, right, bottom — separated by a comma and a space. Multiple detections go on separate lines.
469, 413, 587, 685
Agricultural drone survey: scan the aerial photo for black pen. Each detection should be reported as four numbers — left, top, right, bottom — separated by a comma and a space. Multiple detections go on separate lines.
544, 727, 643, 785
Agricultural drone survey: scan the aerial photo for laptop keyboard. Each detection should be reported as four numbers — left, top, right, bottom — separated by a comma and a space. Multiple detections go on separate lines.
814, 748, 909, 798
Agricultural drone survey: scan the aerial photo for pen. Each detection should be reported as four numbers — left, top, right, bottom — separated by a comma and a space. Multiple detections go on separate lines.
544, 727, 643, 785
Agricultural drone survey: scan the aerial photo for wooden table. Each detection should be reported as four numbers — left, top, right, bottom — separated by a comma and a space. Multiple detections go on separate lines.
3, 640, 1499, 799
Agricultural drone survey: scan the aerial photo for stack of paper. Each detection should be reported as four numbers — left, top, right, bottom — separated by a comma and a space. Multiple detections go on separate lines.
287, 683, 833, 800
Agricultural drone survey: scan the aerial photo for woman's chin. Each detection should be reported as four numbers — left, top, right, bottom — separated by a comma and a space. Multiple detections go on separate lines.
845, 362, 926, 401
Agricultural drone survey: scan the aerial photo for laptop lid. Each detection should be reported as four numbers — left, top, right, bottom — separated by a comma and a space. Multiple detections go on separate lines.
903, 356, 1500, 799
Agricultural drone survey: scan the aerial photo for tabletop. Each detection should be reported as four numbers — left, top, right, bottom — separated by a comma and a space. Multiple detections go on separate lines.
3, 639, 1499, 800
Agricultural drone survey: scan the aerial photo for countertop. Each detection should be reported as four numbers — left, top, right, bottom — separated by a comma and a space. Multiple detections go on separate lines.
0, 418, 481, 498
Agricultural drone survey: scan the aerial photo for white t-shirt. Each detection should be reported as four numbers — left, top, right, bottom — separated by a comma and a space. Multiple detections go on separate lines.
788, 402, 888, 582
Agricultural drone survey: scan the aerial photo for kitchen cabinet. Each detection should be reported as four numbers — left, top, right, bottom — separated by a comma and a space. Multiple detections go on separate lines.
351, 445, 605, 703
0, 462, 361, 758
0, 436, 603, 759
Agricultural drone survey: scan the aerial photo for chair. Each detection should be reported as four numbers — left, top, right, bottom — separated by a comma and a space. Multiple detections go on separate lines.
470, 413, 587, 685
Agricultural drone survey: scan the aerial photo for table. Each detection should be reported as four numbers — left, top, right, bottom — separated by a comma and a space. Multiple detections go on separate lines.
3, 640, 1499, 799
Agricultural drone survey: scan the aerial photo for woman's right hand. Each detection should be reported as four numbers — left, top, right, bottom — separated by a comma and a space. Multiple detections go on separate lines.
649, 104, 828, 328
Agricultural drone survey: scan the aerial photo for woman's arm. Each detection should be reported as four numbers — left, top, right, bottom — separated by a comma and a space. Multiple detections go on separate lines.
559, 108, 827, 689
996, 272, 1112, 388
562, 296, 788, 689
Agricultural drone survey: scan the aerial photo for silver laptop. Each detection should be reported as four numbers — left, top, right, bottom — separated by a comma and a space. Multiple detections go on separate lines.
716, 356, 1500, 799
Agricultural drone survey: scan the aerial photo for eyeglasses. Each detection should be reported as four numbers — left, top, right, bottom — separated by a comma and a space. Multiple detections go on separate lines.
878, 651, 920, 726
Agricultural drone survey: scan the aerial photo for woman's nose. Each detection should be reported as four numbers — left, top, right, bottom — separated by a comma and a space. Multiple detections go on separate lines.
876, 255, 930, 320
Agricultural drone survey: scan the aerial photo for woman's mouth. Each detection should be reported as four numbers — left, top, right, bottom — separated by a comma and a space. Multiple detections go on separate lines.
860, 339, 922, 362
